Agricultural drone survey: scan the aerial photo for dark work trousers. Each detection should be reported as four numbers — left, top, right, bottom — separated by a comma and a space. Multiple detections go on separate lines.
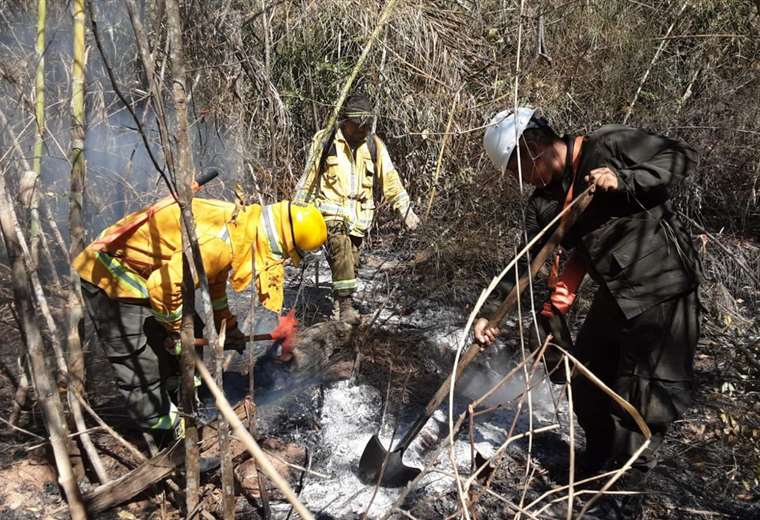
325, 221, 362, 298
572, 286, 699, 475
81, 281, 201, 431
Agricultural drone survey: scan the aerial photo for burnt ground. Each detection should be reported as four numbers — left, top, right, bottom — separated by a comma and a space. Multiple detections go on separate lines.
0, 241, 759, 519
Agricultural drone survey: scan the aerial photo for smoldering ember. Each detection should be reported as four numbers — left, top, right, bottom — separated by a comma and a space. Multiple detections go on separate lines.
0, 1, 758, 519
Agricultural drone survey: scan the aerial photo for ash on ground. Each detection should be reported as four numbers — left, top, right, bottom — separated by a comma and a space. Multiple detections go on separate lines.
220, 251, 571, 519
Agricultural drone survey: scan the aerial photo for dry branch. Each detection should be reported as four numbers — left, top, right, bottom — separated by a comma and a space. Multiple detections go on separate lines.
164, 0, 202, 511
0, 174, 86, 519
192, 355, 315, 520
82, 403, 250, 513
623, 1, 690, 124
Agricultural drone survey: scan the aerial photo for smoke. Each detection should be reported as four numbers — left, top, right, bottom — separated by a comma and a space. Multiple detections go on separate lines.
0, 2, 244, 252
455, 344, 556, 420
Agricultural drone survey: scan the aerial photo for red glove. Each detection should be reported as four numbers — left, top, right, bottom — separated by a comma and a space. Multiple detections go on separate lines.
541, 281, 576, 317
541, 253, 586, 317
270, 309, 298, 362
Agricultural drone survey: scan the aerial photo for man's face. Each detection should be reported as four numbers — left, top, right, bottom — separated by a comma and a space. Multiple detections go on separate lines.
506, 139, 555, 187
341, 118, 370, 143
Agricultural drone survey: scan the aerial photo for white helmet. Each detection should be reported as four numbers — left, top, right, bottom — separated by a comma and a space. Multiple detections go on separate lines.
483, 107, 539, 173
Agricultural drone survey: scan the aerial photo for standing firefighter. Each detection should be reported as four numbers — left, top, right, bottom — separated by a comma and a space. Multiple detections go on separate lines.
73, 198, 326, 445
294, 94, 420, 324
475, 108, 701, 517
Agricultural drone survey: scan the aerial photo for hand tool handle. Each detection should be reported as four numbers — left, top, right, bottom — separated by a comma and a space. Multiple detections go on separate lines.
194, 333, 272, 347
394, 187, 594, 452
192, 167, 220, 190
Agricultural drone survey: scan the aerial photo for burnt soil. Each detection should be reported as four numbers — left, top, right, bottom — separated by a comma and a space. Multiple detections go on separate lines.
1, 245, 759, 519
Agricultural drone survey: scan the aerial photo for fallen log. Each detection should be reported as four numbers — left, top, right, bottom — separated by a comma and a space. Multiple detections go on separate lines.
83, 401, 249, 514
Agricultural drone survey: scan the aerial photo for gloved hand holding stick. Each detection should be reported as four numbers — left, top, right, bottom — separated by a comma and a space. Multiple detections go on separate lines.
193, 309, 298, 362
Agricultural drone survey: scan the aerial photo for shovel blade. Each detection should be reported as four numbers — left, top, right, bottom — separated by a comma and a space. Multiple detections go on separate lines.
358, 434, 421, 488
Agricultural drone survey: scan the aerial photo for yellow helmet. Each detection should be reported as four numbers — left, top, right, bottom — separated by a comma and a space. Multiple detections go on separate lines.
287, 202, 327, 256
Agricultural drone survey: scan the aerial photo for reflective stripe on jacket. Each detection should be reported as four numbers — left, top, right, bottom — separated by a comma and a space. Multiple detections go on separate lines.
74, 198, 290, 333
294, 128, 411, 237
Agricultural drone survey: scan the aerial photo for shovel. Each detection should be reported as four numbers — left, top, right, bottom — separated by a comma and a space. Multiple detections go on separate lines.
358, 187, 594, 487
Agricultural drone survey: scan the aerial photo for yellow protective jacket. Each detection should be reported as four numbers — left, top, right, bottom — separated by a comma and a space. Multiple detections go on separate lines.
293, 128, 411, 237
73, 199, 297, 333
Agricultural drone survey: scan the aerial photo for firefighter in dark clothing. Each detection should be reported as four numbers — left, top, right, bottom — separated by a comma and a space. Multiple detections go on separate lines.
475, 107, 701, 515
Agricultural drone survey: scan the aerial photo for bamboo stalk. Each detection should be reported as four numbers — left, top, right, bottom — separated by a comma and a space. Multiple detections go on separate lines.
66, 0, 88, 390
65, 0, 107, 485
30, 0, 46, 268
0, 175, 86, 520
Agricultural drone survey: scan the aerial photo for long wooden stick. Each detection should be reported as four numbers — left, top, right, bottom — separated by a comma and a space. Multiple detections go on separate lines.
623, 1, 690, 124
216, 322, 235, 519
164, 0, 202, 511
66, 0, 109, 486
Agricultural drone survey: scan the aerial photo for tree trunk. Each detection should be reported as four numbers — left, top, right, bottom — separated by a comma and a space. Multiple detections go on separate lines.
165, 0, 201, 511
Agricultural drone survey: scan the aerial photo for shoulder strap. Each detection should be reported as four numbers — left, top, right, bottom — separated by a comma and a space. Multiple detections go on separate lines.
307, 126, 337, 202
548, 135, 585, 288
366, 133, 379, 169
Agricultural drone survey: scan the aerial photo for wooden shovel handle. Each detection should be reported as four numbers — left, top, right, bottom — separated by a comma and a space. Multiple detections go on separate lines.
424, 188, 594, 417
194, 333, 272, 347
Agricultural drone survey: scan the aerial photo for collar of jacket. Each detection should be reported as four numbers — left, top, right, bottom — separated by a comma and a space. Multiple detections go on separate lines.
560, 134, 579, 194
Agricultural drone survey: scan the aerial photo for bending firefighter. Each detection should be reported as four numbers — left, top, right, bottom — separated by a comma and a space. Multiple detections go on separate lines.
73, 198, 326, 444
294, 94, 420, 324
476, 108, 701, 518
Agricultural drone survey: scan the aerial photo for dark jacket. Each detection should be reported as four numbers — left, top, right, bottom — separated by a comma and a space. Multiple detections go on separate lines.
488, 125, 700, 320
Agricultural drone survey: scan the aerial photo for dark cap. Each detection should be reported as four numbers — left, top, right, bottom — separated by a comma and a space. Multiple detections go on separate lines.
340, 94, 374, 126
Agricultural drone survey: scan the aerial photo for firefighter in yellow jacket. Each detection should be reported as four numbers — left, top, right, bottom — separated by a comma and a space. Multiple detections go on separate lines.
73, 199, 326, 443
294, 94, 420, 324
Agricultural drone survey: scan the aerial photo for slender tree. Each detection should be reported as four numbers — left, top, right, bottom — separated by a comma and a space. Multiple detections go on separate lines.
29, 0, 46, 268
165, 0, 202, 510
66, 0, 88, 391
65, 0, 112, 485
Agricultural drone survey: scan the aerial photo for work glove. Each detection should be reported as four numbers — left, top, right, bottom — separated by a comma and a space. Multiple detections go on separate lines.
163, 332, 182, 356
403, 208, 420, 231
540, 281, 577, 317
223, 325, 247, 353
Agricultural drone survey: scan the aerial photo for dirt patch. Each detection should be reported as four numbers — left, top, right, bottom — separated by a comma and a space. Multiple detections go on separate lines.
0, 456, 64, 518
